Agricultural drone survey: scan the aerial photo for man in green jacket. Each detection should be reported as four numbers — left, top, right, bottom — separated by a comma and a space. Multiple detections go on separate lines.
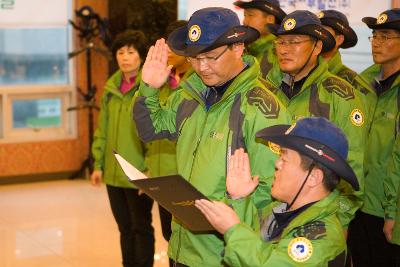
318, 10, 377, 129
265, 10, 366, 231
196, 117, 359, 266
133, 7, 291, 267
383, 136, 400, 265
347, 8, 400, 267
233, 0, 286, 77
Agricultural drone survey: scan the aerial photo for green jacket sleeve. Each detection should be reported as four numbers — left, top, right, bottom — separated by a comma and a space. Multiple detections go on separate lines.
133, 81, 181, 142
91, 91, 109, 171
383, 136, 400, 220
331, 92, 366, 228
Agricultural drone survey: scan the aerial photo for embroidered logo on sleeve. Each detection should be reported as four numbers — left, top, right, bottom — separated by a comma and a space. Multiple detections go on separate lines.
350, 109, 364, 126
247, 87, 280, 119
288, 237, 313, 262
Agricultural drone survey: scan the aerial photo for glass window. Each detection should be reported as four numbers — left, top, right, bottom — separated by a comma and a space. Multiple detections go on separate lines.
0, 28, 69, 85
12, 98, 62, 129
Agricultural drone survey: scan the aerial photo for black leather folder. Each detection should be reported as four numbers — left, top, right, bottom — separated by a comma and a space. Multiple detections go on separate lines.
114, 152, 214, 232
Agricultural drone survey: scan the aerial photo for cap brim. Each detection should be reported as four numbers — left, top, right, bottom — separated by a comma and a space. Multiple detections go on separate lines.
362, 17, 379, 29
256, 125, 359, 191
233, 1, 286, 23
362, 17, 400, 31
266, 23, 336, 52
167, 25, 259, 57
321, 18, 358, 48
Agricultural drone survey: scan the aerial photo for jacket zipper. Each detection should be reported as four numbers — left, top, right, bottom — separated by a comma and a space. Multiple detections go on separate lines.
175, 110, 210, 265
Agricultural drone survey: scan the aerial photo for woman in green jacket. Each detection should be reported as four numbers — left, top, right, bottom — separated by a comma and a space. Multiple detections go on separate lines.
90, 30, 154, 267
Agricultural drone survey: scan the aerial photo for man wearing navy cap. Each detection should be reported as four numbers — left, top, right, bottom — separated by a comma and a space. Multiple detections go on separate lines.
133, 7, 291, 267
265, 10, 366, 233
233, 0, 286, 76
347, 8, 400, 267
318, 10, 376, 130
196, 117, 358, 266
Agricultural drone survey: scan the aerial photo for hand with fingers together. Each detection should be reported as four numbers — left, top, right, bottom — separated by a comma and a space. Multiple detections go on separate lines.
141, 38, 174, 89
195, 199, 240, 234
226, 148, 259, 199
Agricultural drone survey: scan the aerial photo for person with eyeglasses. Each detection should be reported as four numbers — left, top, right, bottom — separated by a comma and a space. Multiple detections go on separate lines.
133, 7, 291, 267
318, 10, 377, 131
346, 8, 400, 267
233, 0, 286, 77
265, 10, 367, 236
195, 117, 359, 267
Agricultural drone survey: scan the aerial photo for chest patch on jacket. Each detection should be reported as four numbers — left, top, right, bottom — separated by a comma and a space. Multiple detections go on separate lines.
337, 68, 356, 85
292, 220, 327, 240
323, 77, 355, 101
247, 87, 280, 119
288, 237, 313, 262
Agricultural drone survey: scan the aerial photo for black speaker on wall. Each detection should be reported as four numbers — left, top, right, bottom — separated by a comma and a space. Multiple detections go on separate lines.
108, 0, 177, 74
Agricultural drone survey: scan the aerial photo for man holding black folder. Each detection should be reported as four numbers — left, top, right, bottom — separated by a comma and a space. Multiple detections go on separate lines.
133, 7, 291, 267
196, 117, 359, 266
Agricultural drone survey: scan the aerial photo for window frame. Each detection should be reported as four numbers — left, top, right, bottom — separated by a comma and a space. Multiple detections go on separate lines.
0, 0, 77, 143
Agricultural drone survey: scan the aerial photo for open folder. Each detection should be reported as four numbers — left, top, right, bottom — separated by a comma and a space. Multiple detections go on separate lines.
114, 152, 214, 232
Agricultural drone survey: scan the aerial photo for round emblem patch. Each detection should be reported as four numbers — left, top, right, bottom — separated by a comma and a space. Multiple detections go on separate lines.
268, 142, 281, 154
188, 25, 201, 42
317, 12, 324, 19
288, 237, 313, 262
350, 109, 364, 126
377, 13, 388, 24
284, 18, 296, 31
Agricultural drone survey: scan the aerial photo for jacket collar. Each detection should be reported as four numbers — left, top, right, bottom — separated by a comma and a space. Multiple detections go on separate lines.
104, 69, 142, 97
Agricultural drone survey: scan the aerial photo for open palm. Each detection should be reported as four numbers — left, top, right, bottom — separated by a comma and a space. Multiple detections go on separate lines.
226, 148, 259, 199
141, 38, 173, 88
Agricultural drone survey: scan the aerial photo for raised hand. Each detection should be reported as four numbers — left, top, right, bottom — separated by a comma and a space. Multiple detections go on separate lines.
141, 38, 173, 88
226, 148, 259, 199
195, 199, 240, 234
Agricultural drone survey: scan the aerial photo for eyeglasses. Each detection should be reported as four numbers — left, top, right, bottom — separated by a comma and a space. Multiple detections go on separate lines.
273, 38, 314, 47
368, 35, 400, 42
187, 46, 230, 65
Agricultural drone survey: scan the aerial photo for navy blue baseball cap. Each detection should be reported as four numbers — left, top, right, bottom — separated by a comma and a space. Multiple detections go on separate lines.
256, 117, 359, 190
362, 8, 400, 31
167, 7, 259, 57
318, 10, 358, 49
233, 0, 286, 23
266, 10, 336, 52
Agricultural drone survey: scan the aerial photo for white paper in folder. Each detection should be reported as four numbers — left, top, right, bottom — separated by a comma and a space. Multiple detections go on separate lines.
114, 152, 148, 181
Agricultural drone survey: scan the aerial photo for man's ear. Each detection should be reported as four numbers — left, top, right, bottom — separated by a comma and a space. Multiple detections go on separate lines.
308, 167, 324, 187
335, 34, 345, 48
313, 40, 323, 56
232, 43, 245, 58
265, 14, 276, 24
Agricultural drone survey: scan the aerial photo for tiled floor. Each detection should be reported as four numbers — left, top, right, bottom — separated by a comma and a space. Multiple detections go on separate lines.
0, 179, 169, 267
